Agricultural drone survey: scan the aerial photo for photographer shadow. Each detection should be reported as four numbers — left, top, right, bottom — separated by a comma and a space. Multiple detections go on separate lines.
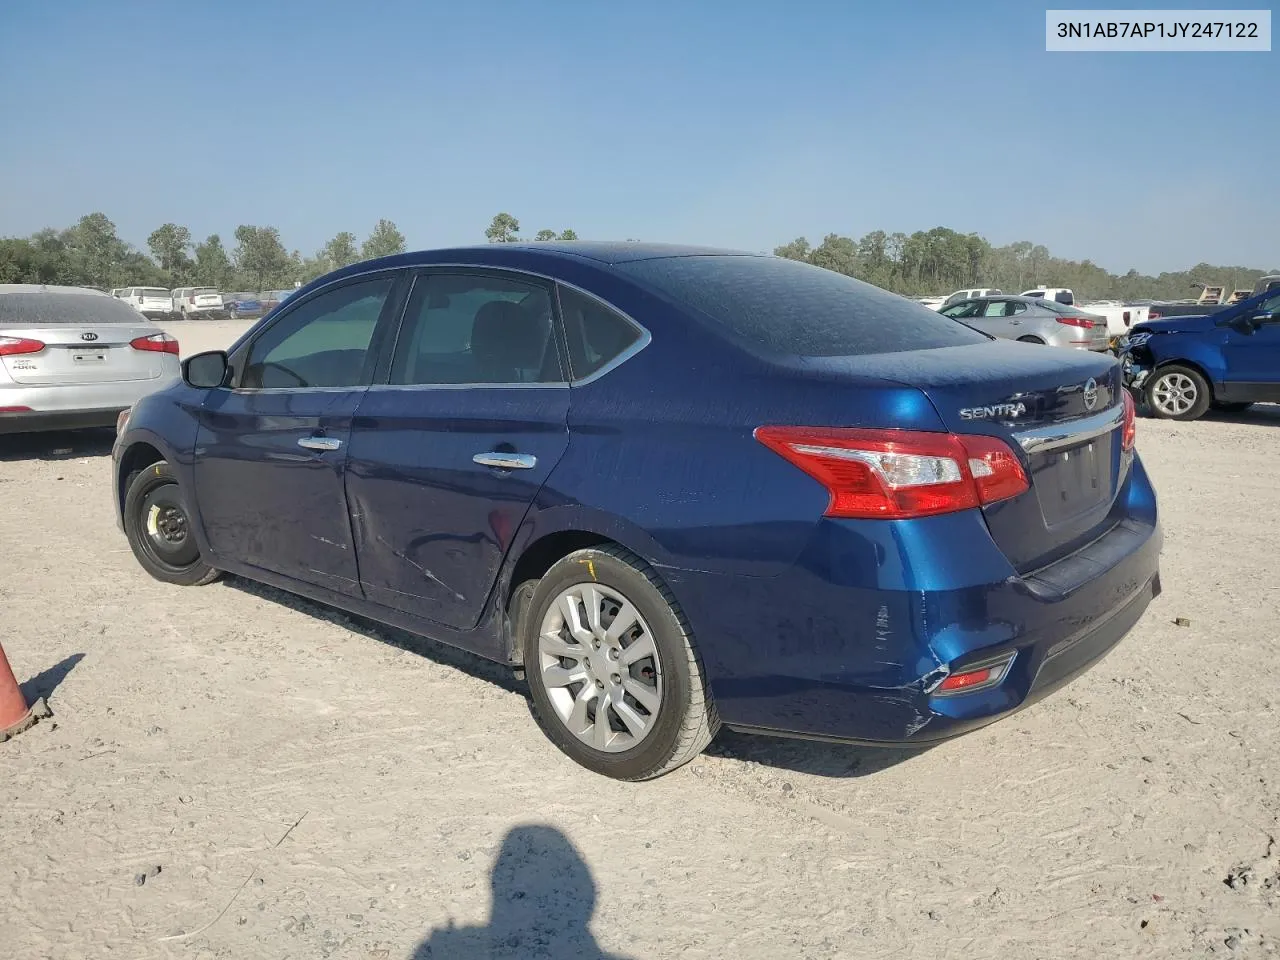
412, 824, 632, 960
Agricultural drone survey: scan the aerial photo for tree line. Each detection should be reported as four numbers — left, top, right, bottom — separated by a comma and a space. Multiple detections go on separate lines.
2, 211, 1272, 303
0, 213, 408, 293
773, 228, 1276, 301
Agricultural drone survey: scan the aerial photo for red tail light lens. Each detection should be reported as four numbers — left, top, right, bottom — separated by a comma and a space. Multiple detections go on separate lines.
0, 336, 46, 356
130, 333, 180, 355
1122, 389, 1136, 452
754, 426, 1029, 520
1055, 316, 1096, 329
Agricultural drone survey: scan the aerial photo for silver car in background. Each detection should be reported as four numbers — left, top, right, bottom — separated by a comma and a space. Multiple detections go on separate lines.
939, 295, 1110, 351
0, 285, 180, 434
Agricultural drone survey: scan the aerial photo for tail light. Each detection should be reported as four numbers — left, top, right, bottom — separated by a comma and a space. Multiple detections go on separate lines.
0, 336, 45, 356
1149, 311, 1162, 320
130, 333, 180, 355
754, 426, 1029, 520
188, 295, 195, 304
1121, 390, 1136, 452
1055, 316, 1096, 329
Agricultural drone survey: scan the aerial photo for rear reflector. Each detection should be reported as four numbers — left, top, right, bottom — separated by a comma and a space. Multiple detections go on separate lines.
754, 426, 1029, 520
934, 653, 1016, 695
0, 336, 46, 356
130, 333, 180, 355
1055, 316, 1096, 329
1122, 389, 1136, 452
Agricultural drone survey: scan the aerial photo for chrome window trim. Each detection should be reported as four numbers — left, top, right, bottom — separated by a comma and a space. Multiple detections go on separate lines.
1013, 403, 1125, 454
224, 261, 652, 394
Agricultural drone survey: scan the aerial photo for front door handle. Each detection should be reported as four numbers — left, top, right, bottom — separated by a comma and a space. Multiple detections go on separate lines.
473, 452, 536, 470
298, 436, 342, 451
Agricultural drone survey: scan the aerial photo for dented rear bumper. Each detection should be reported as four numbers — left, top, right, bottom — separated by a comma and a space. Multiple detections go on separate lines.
658, 457, 1162, 746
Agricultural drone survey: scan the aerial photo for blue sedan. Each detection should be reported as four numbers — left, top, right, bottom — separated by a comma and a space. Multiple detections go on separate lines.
111, 243, 1162, 780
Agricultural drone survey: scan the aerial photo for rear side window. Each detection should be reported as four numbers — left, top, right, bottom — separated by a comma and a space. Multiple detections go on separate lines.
557, 285, 643, 380
0, 292, 150, 326
618, 256, 988, 358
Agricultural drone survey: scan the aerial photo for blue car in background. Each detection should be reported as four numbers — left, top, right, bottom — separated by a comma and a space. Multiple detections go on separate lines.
1122, 285, 1280, 420
221, 292, 264, 320
110, 243, 1162, 780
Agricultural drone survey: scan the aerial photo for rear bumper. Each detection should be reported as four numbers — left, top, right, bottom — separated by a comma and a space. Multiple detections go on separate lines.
0, 376, 178, 434
661, 456, 1162, 746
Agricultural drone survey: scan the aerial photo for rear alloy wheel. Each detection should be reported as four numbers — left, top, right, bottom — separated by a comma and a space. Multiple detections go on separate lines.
123, 461, 221, 586
523, 546, 718, 780
1145, 365, 1211, 421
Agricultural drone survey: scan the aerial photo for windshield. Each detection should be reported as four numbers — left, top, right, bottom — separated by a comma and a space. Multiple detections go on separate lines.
618, 255, 990, 358
0, 292, 154, 326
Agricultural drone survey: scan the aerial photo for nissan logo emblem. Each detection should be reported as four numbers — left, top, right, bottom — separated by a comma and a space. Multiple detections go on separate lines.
1082, 377, 1098, 411
80, 332, 99, 342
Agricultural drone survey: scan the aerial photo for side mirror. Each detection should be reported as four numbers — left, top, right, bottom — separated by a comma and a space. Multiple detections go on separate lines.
183, 350, 229, 388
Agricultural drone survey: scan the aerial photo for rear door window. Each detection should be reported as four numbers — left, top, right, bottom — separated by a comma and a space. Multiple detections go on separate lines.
618, 255, 988, 357
388, 272, 561, 385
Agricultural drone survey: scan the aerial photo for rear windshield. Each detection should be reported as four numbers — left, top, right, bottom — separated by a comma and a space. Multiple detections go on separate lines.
0, 292, 153, 326
617, 255, 989, 357
193, 287, 218, 295
139, 288, 170, 297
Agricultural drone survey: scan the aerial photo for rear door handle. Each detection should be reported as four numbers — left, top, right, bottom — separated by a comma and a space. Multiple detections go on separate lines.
298, 436, 342, 451
473, 452, 536, 470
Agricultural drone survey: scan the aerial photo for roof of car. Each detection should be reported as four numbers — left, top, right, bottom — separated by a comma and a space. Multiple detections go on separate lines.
0, 283, 112, 297
366, 241, 760, 269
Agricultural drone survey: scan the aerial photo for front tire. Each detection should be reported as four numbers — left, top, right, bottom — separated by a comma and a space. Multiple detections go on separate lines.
123, 461, 221, 586
1145, 365, 1211, 421
522, 545, 718, 780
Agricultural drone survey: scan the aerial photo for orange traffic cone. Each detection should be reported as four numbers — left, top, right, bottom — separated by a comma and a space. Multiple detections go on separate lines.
0, 641, 50, 742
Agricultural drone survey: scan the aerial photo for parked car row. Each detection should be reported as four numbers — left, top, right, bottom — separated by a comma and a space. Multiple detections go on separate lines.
108, 286, 297, 320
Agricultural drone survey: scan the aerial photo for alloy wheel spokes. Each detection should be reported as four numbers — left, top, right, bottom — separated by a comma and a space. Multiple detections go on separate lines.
538, 581, 664, 753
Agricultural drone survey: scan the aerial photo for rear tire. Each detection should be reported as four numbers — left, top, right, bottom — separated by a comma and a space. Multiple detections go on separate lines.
1145, 365, 1211, 421
522, 545, 718, 781
1016, 335, 1045, 345
123, 461, 221, 586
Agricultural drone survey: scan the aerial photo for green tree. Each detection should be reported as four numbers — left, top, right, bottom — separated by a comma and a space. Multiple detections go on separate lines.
773, 237, 811, 261
533, 229, 557, 241
484, 212, 520, 243
322, 231, 361, 269
233, 225, 291, 292
558, 229, 579, 241
809, 233, 859, 276
66, 213, 131, 288
147, 223, 193, 276
361, 219, 406, 259
193, 234, 233, 288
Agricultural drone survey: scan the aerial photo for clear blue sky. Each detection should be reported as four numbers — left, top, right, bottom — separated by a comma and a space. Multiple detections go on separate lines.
1, 0, 1275, 274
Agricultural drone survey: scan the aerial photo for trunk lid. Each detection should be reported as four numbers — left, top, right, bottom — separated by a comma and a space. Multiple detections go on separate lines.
810, 340, 1127, 572
1, 323, 170, 385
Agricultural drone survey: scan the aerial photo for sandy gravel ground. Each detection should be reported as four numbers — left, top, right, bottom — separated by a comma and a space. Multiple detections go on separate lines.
1, 320, 1277, 959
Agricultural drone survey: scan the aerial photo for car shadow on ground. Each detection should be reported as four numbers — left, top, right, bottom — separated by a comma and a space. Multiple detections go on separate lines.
0, 428, 115, 462
19, 651, 85, 704
411, 824, 632, 959
1202, 403, 1280, 427
225, 576, 922, 780
707, 729, 924, 779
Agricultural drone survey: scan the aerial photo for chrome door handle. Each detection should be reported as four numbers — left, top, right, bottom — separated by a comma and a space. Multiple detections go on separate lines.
473, 452, 536, 470
298, 436, 342, 451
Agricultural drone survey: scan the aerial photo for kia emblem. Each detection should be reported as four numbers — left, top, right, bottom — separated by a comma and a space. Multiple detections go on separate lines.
1082, 377, 1098, 411
80, 332, 99, 342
